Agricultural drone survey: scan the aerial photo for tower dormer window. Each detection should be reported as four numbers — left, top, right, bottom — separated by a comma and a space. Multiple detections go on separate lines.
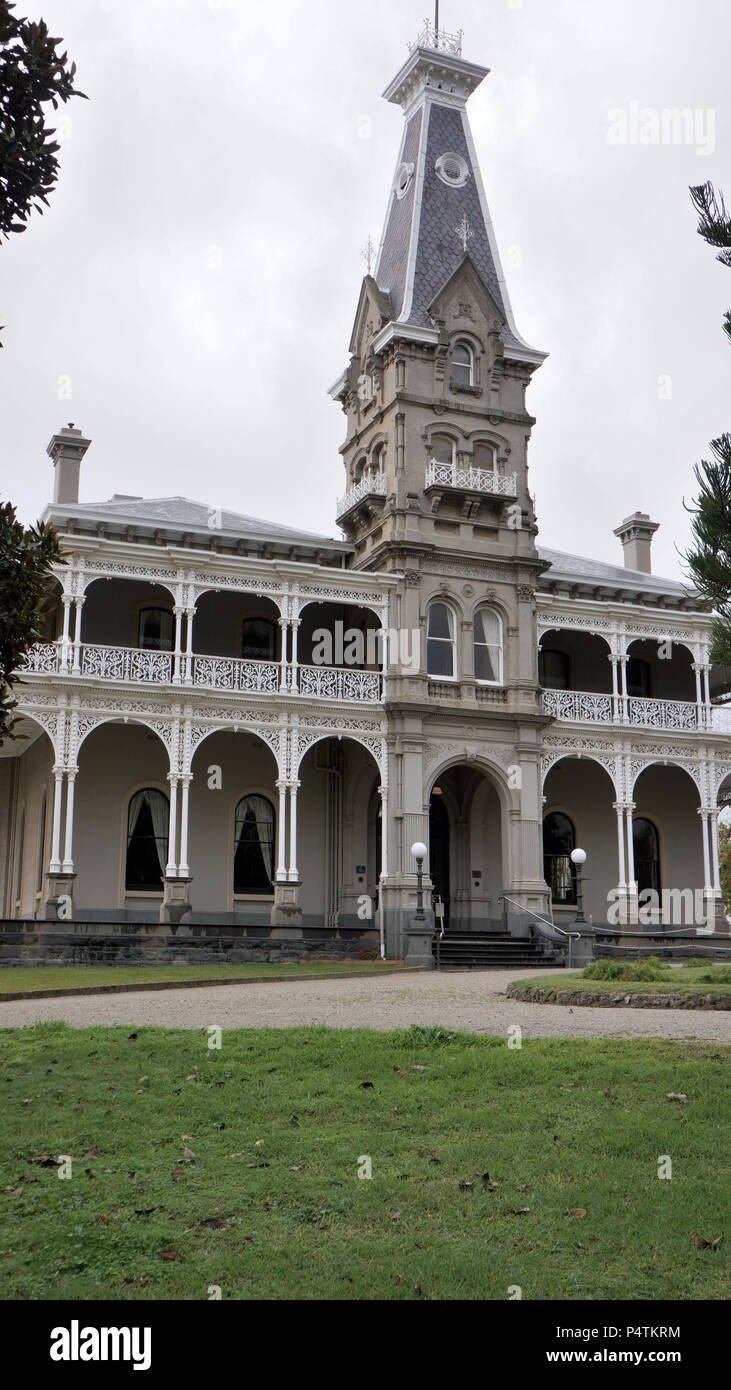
435, 152, 469, 188
452, 341, 474, 387
395, 161, 415, 200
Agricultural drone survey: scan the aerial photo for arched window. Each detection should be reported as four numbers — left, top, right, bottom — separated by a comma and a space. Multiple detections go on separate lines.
234, 795, 275, 896
451, 341, 474, 387
627, 657, 651, 698
539, 649, 570, 691
125, 788, 169, 891
242, 618, 277, 662
36, 790, 47, 895
430, 434, 455, 467
353, 455, 367, 483
543, 812, 576, 905
474, 607, 503, 684
633, 818, 660, 897
138, 607, 174, 652
426, 602, 457, 679
372, 442, 385, 474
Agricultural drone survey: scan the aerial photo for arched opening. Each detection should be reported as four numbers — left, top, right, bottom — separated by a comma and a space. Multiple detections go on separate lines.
542, 757, 616, 921
631, 764, 702, 924
427, 763, 505, 930
3, 714, 55, 918
298, 602, 384, 675
297, 736, 381, 932
189, 728, 280, 920
626, 639, 696, 704
81, 578, 176, 649
539, 629, 612, 694
451, 340, 474, 388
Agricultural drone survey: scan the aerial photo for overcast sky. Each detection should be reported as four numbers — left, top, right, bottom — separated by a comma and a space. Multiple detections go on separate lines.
1, 0, 729, 580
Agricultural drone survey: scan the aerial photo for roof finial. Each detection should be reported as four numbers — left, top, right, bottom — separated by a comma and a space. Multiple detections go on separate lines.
455, 212, 474, 253
361, 235, 375, 275
410, 13, 463, 57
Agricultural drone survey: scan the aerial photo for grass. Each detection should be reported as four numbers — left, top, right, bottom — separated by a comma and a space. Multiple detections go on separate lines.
0, 960, 408, 997
0, 1022, 727, 1301
508, 961, 731, 1002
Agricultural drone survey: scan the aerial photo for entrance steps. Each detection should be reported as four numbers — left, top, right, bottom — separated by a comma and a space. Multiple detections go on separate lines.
433, 930, 561, 971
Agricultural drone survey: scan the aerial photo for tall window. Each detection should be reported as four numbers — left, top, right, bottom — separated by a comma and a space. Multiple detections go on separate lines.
543, 812, 576, 905
242, 618, 276, 662
36, 790, 47, 895
426, 602, 457, 679
138, 608, 174, 652
539, 648, 570, 690
627, 657, 651, 698
451, 341, 474, 387
633, 818, 660, 897
372, 442, 385, 474
125, 788, 169, 891
234, 795, 275, 895
474, 607, 503, 684
430, 434, 455, 467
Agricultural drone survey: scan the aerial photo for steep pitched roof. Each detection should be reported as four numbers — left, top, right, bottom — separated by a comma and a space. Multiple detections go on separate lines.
46, 495, 346, 548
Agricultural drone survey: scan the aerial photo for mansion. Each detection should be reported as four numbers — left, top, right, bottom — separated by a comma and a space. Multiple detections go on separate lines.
3, 21, 731, 957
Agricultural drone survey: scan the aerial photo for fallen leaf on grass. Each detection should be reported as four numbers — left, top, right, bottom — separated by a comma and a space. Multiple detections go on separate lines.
389, 1211, 401, 1221
85, 1169, 95, 1179
246, 1161, 270, 1169
693, 1234, 722, 1249
410, 1065, 428, 1071
200, 1218, 233, 1230
568, 1208, 587, 1218
158, 1250, 182, 1262
510, 1207, 531, 1215
3, 1187, 23, 1197
359, 1081, 375, 1089
127, 1034, 138, 1041
666, 1093, 687, 1104
459, 1181, 474, 1191
604, 1088, 617, 1100
517, 1183, 528, 1193
171, 1169, 184, 1178
29, 1154, 60, 1167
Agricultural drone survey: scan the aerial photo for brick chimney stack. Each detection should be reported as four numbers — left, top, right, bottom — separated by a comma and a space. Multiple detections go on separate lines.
46, 423, 92, 505
613, 512, 660, 574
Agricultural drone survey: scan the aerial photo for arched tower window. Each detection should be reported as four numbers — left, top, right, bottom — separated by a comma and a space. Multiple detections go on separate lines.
430, 434, 455, 467
426, 602, 457, 679
633, 818, 661, 897
126, 788, 169, 891
234, 794, 275, 896
138, 607, 174, 652
474, 607, 503, 684
451, 340, 474, 387
543, 811, 576, 905
372, 442, 385, 474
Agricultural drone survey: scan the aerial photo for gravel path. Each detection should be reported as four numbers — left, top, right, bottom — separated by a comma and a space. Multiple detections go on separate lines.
1, 968, 729, 1041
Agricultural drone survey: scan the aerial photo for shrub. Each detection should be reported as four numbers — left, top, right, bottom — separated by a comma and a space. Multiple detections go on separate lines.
583, 957, 666, 982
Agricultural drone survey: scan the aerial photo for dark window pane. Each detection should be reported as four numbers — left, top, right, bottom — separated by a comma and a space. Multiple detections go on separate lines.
242, 619, 276, 661
539, 649, 570, 690
633, 817, 660, 896
139, 608, 174, 652
543, 812, 576, 905
428, 604, 452, 640
234, 796, 275, 895
475, 644, 499, 681
427, 638, 454, 678
126, 790, 169, 891
627, 658, 650, 698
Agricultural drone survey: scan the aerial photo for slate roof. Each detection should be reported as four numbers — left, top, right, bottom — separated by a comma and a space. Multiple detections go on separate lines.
537, 546, 695, 601
374, 94, 530, 352
46, 496, 345, 547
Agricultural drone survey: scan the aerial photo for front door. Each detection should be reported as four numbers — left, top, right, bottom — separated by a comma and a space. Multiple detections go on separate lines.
429, 795, 450, 926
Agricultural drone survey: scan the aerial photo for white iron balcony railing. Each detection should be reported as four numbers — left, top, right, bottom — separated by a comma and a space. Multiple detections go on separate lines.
410, 21, 463, 56
18, 642, 384, 704
425, 460, 518, 498
191, 655, 280, 694
712, 704, 731, 733
298, 664, 382, 702
336, 470, 387, 520
543, 688, 701, 731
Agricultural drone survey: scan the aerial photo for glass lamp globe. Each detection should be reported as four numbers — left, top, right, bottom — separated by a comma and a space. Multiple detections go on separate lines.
411, 841, 428, 860
570, 848, 587, 866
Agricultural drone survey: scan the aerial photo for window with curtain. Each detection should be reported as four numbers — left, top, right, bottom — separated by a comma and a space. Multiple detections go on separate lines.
234, 795, 275, 895
451, 341, 474, 387
543, 812, 576, 905
138, 608, 174, 652
426, 602, 457, 679
125, 788, 169, 891
474, 607, 503, 683
633, 818, 661, 897
242, 618, 276, 661
430, 434, 455, 466
539, 648, 570, 690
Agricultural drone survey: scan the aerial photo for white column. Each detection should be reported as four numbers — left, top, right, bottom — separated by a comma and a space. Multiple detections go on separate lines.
184, 607, 195, 686
275, 780, 288, 880
165, 775, 179, 876
710, 809, 721, 894
610, 654, 620, 722
49, 767, 64, 874
379, 784, 389, 878
290, 619, 300, 693
288, 779, 300, 881
278, 619, 289, 692
60, 597, 72, 672
613, 802, 626, 888
71, 597, 84, 674
178, 775, 192, 877
699, 808, 712, 894
625, 803, 636, 893
61, 768, 77, 873
173, 607, 184, 684
702, 665, 712, 729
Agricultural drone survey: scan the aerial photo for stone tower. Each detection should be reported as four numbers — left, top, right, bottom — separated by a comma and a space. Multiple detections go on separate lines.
330, 20, 552, 949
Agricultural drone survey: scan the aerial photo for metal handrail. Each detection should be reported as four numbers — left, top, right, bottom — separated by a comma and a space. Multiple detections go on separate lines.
500, 894, 581, 968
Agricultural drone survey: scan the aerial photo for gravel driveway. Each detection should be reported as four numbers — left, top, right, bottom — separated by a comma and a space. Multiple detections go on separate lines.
1, 968, 729, 1041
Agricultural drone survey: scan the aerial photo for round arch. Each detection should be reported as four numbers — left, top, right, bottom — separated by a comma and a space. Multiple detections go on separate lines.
81, 573, 178, 605
188, 723, 283, 779
629, 758, 702, 800
541, 751, 618, 797
75, 715, 173, 768
293, 730, 385, 782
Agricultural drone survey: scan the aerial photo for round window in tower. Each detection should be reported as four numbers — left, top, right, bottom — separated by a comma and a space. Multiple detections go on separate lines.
394, 161, 415, 200
435, 152, 469, 188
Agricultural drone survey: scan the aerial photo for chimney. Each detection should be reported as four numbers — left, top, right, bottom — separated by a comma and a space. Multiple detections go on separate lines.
613, 511, 659, 574
46, 422, 92, 505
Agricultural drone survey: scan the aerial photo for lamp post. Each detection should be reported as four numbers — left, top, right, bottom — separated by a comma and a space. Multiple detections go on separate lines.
411, 841, 427, 920
571, 848, 587, 924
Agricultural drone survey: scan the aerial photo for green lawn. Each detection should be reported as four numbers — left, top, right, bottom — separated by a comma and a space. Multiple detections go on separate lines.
508, 962, 731, 1003
0, 960, 408, 998
0, 1023, 727, 1301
